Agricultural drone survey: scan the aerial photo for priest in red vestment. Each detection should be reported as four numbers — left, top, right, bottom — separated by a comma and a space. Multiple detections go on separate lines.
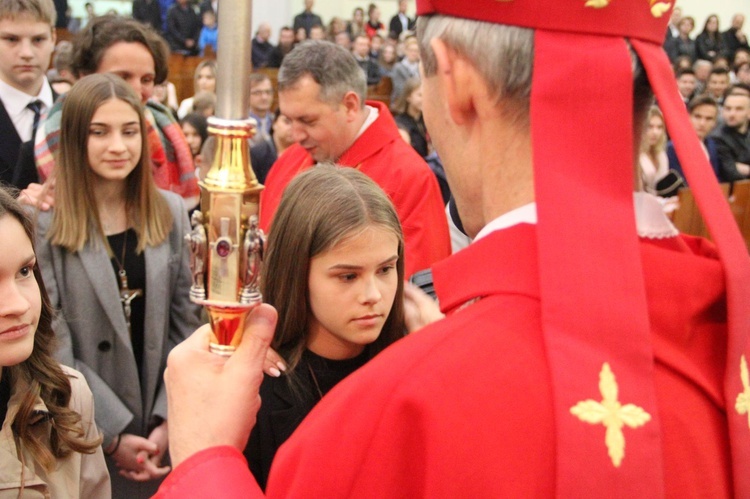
156, 1, 750, 497
258, 41, 450, 277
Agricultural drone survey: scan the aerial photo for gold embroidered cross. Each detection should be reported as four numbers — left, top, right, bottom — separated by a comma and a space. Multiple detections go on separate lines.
735, 355, 750, 428
582, 0, 671, 18
570, 363, 651, 467
584, 0, 610, 8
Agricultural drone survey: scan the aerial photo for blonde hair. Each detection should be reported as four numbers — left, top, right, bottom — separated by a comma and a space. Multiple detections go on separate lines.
641, 106, 666, 162
49, 73, 172, 254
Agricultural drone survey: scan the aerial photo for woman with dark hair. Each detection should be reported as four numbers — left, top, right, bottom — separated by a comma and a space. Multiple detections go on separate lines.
243, 165, 407, 490
30, 15, 199, 207
392, 78, 428, 158
0, 186, 109, 497
696, 14, 724, 62
34, 74, 202, 498
249, 109, 294, 184
179, 113, 208, 158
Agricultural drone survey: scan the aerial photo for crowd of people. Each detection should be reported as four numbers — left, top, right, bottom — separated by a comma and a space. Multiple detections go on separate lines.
639, 9, 750, 194
0, 0, 749, 497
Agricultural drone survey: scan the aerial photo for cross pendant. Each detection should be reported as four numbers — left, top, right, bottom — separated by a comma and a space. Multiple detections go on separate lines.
118, 270, 142, 336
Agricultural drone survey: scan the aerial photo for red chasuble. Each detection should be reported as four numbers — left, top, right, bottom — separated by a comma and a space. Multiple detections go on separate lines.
156, 225, 732, 498
258, 101, 450, 277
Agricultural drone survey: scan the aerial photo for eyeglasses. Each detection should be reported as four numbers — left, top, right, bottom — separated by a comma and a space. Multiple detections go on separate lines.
250, 89, 273, 96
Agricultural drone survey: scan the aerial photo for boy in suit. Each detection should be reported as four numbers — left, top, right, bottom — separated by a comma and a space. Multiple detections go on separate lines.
0, 0, 56, 188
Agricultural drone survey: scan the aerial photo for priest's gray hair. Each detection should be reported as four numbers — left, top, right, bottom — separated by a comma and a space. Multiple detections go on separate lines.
278, 40, 367, 108
416, 15, 653, 132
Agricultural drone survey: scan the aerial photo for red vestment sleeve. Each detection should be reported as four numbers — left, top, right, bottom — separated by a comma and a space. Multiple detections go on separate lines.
153, 446, 263, 498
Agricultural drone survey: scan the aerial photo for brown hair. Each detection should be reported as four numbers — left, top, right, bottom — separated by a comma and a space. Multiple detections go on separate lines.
391, 77, 421, 115
262, 164, 406, 383
0, 187, 101, 472
0, 0, 55, 25
49, 73, 172, 254
71, 15, 170, 84
193, 59, 216, 94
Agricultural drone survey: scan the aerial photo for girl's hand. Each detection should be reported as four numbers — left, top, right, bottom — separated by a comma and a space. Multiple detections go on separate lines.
264, 347, 287, 377
403, 281, 445, 333
112, 433, 167, 482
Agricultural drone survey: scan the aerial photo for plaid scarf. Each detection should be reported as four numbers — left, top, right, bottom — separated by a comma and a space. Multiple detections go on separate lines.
35, 99, 199, 200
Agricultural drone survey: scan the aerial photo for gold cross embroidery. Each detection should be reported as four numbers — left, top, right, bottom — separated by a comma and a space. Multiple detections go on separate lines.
735, 355, 750, 428
570, 363, 652, 467
584, 0, 610, 8
649, 0, 671, 17
582, 0, 671, 18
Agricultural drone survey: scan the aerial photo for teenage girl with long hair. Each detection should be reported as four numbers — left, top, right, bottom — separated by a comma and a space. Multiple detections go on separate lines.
244, 165, 406, 490
0, 187, 109, 497
34, 73, 202, 498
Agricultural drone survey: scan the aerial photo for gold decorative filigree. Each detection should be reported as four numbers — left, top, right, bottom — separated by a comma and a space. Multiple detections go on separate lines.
570, 363, 651, 467
736, 355, 750, 428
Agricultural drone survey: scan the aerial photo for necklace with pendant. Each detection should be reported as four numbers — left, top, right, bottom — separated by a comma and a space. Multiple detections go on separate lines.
110, 229, 142, 336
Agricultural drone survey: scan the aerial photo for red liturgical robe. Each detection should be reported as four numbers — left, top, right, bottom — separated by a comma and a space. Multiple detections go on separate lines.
258, 101, 450, 277
156, 224, 733, 498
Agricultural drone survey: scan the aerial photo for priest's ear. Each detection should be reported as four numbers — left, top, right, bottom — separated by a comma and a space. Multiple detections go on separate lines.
341, 90, 363, 121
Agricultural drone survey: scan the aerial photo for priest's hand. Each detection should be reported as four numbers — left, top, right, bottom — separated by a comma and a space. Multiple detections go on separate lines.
164, 304, 277, 468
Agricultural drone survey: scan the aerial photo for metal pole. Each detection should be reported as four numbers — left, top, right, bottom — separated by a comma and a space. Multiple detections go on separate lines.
215, 0, 252, 119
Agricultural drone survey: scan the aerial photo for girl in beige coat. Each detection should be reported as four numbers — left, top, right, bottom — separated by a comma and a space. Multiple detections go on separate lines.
0, 187, 109, 498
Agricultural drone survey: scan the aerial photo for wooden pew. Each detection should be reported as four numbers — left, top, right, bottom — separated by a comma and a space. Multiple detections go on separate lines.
367, 76, 392, 107
728, 180, 750, 251
168, 54, 205, 103
670, 183, 739, 245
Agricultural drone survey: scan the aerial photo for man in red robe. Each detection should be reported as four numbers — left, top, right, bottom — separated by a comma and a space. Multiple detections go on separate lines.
258, 40, 450, 277
156, 1, 750, 497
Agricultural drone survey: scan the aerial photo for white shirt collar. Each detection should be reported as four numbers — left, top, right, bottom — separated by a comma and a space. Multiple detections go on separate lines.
0, 77, 53, 118
474, 191, 678, 242
354, 105, 379, 141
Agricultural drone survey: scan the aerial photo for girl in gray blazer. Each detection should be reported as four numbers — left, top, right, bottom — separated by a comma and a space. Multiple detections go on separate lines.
34, 74, 203, 498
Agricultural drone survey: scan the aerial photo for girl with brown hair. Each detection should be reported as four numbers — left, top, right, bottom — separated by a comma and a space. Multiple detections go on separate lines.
0, 186, 109, 497
243, 164, 406, 490
34, 73, 202, 498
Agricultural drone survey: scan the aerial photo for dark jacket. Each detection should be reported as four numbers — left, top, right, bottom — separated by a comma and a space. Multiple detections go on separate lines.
388, 13, 414, 40
395, 112, 428, 158
268, 44, 293, 68
292, 11, 323, 36
666, 138, 722, 185
249, 139, 277, 185
244, 349, 368, 491
166, 3, 202, 55
711, 124, 750, 182
132, 0, 162, 32
355, 56, 382, 86
0, 85, 57, 189
252, 38, 274, 69
695, 32, 724, 61
665, 35, 696, 63
722, 28, 750, 61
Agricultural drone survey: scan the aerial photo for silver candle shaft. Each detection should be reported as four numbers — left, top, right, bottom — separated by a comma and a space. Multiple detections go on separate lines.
215, 0, 252, 119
